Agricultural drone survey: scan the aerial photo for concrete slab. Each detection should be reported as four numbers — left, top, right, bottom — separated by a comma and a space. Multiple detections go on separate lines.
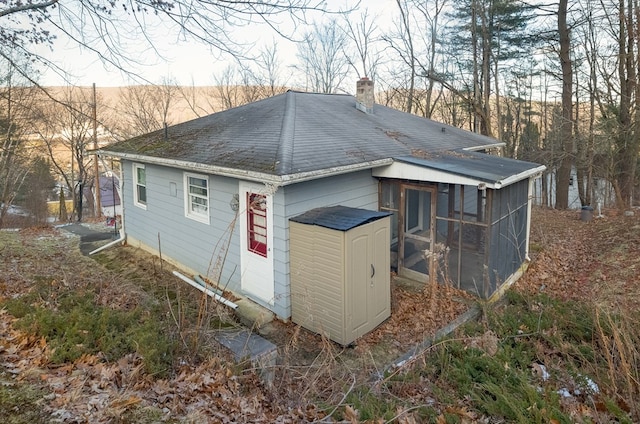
215, 329, 278, 384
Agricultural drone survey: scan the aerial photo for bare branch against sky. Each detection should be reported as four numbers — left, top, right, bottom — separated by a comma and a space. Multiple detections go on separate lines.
0, 0, 361, 86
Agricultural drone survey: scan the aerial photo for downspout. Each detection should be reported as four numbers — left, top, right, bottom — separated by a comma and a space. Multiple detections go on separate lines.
117, 158, 126, 239
172, 271, 238, 309
89, 234, 125, 255
89, 155, 127, 256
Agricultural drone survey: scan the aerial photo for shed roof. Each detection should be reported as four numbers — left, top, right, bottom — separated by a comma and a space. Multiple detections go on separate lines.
290, 206, 391, 231
99, 90, 505, 183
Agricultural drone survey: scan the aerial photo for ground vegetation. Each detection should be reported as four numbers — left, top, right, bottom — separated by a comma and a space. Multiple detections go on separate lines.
0, 207, 638, 422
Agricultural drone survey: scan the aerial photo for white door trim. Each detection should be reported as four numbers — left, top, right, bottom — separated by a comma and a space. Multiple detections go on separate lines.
239, 181, 275, 305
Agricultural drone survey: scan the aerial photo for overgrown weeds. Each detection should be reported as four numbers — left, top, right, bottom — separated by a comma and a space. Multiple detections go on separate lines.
2, 284, 175, 376
378, 289, 639, 422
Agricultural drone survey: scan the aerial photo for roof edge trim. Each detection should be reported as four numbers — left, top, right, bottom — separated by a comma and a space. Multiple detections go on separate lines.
496, 164, 546, 188
95, 150, 392, 186
462, 142, 505, 152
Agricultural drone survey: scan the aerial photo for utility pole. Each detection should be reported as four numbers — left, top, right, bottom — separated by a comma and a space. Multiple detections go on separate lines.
93, 83, 101, 218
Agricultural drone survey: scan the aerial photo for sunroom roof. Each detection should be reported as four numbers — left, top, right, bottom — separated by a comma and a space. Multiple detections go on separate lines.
373, 150, 546, 189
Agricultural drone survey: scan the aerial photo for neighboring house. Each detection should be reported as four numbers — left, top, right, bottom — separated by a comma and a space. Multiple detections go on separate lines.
98, 78, 545, 321
534, 167, 615, 211
98, 174, 122, 218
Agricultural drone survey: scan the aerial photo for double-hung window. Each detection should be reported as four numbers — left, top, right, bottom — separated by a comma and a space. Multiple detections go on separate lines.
247, 193, 267, 257
133, 163, 147, 209
184, 173, 209, 224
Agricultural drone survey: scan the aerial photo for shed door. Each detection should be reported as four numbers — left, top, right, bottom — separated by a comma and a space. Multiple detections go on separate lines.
399, 185, 436, 282
348, 217, 391, 341
239, 182, 274, 305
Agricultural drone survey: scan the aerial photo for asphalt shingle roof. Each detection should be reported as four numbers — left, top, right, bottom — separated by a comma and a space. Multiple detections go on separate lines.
102, 90, 504, 176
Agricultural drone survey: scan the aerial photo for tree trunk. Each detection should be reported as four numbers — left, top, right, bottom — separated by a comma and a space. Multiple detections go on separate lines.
613, 0, 638, 209
471, 0, 481, 133
556, 0, 573, 209
480, 6, 493, 137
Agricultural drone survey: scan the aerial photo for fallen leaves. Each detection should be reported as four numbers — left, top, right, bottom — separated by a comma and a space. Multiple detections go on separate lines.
2, 207, 639, 422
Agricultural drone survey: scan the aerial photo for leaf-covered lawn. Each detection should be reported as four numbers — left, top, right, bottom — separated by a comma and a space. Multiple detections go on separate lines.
1, 207, 639, 422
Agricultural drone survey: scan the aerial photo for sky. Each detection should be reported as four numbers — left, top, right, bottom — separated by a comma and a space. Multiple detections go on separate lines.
36, 0, 394, 88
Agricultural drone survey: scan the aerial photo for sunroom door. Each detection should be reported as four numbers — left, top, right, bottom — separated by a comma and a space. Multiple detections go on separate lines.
399, 185, 436, 282
239, 182, 274, 305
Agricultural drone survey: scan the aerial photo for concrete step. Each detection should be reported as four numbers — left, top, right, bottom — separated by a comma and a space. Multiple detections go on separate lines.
215, 328, 278, 384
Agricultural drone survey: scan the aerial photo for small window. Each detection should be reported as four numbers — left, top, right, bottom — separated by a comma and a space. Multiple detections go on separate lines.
184, 173, 209, 224
133, 163, 147, 209
247, 193, 267, 257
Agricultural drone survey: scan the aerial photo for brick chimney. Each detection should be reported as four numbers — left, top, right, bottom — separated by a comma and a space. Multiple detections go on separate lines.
356, 77, 374, 114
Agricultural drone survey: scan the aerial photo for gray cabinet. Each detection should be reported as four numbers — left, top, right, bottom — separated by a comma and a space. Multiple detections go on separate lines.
289, 206, 391, 345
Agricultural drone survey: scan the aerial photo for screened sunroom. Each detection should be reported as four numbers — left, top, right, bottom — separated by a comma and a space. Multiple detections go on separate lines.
373, 151, 545, 299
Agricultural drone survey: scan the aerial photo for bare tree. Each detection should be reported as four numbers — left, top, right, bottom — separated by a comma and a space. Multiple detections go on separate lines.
0, 60, 40, 227
177, 81, 216, 120
296, 20, 350, 94
610, 0, 640, 208
414, 0, 448, 119
117, 79, 180, 138
212, 66, 244, 110
255, 40, 291, 98
382, 0, 418, 113
1, 1, 334, 86
343, 8, 382, 80
555, 0, 573, 210
32, 86, 109, 220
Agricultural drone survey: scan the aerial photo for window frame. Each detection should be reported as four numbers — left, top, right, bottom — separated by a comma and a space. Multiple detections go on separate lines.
133, 163, 147, 209
247, 193, 268, 257
184, 172, 210, 224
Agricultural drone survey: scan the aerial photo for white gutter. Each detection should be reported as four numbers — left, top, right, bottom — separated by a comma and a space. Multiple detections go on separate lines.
97, 150, 392, 187
88, 232, 125, 255
463, 142, 506, 152
172, 271, 238, 309
494, 165, 547, 189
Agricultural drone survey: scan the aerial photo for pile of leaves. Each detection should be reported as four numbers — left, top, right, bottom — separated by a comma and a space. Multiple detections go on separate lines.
518, 208, 640, 311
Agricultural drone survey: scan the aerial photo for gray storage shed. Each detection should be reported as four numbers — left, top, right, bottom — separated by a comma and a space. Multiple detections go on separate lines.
289, 206, 391, 345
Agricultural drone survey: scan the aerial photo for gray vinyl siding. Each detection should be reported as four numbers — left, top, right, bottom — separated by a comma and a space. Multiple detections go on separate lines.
121, 160, 378, 319
122, 160, 241, 293
283, 170, 378, 216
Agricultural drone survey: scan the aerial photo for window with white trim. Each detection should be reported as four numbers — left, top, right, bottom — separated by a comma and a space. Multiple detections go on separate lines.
184, 173, 209, 224
133, 163, 147, 209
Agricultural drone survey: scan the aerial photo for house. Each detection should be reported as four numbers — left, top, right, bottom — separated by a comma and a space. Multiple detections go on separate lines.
97, 174, 122, 219
97, 78, 545, 325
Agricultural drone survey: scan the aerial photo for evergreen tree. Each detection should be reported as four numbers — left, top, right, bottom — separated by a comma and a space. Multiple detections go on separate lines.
446, 0, 535, 137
